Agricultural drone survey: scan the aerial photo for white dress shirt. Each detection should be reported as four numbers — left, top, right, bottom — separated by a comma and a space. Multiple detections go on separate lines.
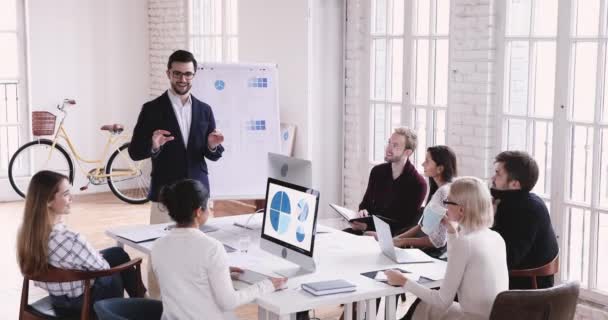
151, 228, 274, 320
404, 228, 509, 320
167, 89, 192, 146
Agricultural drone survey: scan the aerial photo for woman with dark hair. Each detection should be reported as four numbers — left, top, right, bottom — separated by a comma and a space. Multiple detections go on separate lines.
392, 145, 458, 250
150, 179, 287, 320
16, 170, 143, 314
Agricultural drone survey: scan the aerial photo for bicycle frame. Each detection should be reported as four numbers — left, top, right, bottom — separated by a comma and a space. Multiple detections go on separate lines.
42, 105, 138, 181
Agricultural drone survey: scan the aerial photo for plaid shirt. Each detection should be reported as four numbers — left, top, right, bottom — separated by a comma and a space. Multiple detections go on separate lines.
34, 223, 109, 298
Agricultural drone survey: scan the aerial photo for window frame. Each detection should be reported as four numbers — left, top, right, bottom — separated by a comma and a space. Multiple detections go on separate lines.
188, 0, 239, 63
497, 0, 608, 304
0, 0, 30, 178
366, 0, 451, 169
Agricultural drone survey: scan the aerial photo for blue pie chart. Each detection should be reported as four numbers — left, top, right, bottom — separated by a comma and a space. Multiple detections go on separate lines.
269, 191, 291, 234
296, 225, 305, 242
297, 199, 309, 222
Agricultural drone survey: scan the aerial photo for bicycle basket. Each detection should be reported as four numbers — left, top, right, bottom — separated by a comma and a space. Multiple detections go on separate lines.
31, 111, 57, 136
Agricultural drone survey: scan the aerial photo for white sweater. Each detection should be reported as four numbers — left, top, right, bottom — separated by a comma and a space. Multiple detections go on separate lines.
404, 228, 508, 320
151, 228, 275, 320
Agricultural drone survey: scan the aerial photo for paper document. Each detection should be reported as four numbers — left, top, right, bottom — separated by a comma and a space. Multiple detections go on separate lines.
114, 225, 167, 243
329, 203, 366, 222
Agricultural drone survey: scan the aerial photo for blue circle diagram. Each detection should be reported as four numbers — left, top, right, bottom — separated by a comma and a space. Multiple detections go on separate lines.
297, 199, 309, 222
270, 191, 291, 234
296, 225, 305, 242
214, 80, 225, 90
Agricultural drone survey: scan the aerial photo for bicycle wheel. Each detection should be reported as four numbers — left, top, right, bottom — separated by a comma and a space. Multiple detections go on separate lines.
106, 143, 151, 204
8, 139, 74, 198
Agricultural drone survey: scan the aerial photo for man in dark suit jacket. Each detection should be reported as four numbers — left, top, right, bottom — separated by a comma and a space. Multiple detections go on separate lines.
129, 50, 224, 225
491, 151, 559, 289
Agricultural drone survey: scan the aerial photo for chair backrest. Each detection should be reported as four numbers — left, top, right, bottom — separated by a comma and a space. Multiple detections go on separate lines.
19, 258, 144, 320
94, 298, 163, 320
19, 267, 97, 320
510, 253, 559, 289
489, 281, 580, 320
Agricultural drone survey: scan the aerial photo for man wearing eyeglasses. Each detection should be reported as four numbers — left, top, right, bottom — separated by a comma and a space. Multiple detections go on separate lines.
129, 50, 224, 224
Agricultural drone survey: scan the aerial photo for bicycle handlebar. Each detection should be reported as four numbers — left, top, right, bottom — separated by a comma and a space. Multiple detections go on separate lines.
57, 99, 76, 111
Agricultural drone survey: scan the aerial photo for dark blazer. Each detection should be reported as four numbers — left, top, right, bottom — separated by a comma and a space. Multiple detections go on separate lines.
491, 189, 559, 289
128, 91, 224, 201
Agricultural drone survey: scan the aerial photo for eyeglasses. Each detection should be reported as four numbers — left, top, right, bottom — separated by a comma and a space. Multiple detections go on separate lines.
442, 199, 460, 206
171, 71, 195, 80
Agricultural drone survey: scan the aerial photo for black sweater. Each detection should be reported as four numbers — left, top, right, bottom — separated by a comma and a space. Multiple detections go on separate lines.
491, 189, 559, 289
359, 160, 427, 234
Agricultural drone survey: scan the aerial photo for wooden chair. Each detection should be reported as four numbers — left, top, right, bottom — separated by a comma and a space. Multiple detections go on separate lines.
19, 258, 145, 320
489, 281, 580, 320
510, 253, 559, 289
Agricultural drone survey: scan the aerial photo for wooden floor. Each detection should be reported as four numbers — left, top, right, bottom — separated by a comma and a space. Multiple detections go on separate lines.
1, 192, 413, 319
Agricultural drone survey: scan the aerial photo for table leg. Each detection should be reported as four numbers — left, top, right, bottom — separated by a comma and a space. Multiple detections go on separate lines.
356, 300, 367, 320
366, 298, 377, 320
344, 303, 353, 320
385, 295, 397, 320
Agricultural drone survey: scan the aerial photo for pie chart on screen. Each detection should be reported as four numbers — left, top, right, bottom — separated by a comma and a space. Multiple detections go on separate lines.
296, 225, 305, 242
269, 191, 291, 234
297, 199, 309, 222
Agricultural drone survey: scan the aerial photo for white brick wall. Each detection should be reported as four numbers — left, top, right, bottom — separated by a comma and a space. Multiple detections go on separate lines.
447, 0, 497, 179
148, 0, 188, 98
343, 0, 369, 208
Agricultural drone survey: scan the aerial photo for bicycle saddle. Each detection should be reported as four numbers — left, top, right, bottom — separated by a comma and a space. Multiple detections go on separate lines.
100, 124, 124, 134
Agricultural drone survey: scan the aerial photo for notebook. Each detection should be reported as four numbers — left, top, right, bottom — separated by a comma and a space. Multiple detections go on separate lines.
301, 279, 356, 296
329, 203, 396, 225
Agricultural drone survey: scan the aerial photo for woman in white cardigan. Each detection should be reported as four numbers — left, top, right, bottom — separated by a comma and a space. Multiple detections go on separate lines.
150, 179, 286, 320
386, 176, 508, 320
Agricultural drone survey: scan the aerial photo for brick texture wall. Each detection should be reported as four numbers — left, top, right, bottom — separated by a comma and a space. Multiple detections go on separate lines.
148, 0, 188, 98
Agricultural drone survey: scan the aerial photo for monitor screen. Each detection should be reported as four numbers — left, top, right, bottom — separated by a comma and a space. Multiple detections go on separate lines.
261, 178, 320, 257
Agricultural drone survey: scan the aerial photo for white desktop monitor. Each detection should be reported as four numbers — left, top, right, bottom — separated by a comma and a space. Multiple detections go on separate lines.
260, 178, 320, 276
267, 152, 312, 188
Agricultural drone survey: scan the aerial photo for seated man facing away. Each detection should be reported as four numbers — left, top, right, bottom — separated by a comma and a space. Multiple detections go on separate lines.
346, 127, 427, 236
491, 151, 559, 289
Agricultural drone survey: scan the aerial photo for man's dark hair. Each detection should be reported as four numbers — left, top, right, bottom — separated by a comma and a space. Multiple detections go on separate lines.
494, 151, 539, 192
167, 50, 198, 71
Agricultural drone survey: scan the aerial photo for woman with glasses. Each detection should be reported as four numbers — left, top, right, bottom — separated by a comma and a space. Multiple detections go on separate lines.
150, 179, 287, 320
386, 177, 508, 320
392, 145, 457, 254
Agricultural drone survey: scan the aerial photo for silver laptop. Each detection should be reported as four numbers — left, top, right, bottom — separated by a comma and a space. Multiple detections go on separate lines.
373, 216, 434, 264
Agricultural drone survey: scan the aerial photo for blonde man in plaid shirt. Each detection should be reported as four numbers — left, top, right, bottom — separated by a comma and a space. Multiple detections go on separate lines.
16, 171, 145, 315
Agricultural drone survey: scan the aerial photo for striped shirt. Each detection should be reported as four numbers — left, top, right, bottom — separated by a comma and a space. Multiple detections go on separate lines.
34, 223, 109, 298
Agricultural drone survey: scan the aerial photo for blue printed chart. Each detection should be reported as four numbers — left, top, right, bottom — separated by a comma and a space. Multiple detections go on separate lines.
263, 183, 317, 252
270, 191, 291, 234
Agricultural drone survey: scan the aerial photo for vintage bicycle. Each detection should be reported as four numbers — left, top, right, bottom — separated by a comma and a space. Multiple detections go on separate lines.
8, 99, 151, 204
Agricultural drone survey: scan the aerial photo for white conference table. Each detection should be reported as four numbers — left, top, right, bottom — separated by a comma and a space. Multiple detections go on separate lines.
105, 214, 447, 320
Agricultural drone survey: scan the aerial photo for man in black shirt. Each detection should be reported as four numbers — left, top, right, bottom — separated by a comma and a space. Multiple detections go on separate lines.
491, 151, 559, 289
347, 127, 427, 236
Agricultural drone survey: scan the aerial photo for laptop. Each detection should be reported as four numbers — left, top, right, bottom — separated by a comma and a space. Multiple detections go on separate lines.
373, 216, 434, 264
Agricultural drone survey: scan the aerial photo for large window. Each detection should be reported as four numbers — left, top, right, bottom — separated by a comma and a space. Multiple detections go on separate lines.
369, 0, 449, 166
500, 0, 608, 303
0, 0, 27, 177
189, 0, 238, 63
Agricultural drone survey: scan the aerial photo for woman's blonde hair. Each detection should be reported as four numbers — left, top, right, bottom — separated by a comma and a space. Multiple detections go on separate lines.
16, 171, 67, 276
449, 176, 494, 231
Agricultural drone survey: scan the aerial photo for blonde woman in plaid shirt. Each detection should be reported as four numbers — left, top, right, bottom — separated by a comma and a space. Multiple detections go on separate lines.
16, 171, 144, 315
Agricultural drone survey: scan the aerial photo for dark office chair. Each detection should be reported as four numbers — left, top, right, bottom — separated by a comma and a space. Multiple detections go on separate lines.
19, 258, 145, 320
94, 298, 163, 320
489, 281, 580, 320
